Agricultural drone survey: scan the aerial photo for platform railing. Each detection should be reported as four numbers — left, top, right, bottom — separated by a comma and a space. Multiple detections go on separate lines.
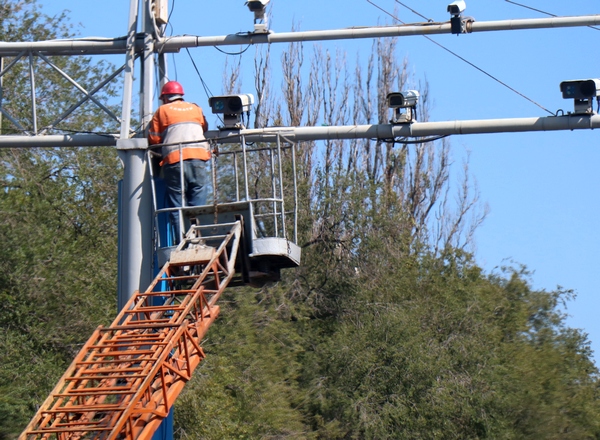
147, 134, 298, 249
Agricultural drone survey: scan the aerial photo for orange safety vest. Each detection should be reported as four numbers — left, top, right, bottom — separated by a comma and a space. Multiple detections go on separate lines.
148, 100, 211, 166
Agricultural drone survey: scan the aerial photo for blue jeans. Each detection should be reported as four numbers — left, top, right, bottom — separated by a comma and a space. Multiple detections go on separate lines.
163, 159, 207, 240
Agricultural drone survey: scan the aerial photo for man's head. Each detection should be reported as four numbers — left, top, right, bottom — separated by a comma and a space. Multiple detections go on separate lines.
160, 81, 184, 104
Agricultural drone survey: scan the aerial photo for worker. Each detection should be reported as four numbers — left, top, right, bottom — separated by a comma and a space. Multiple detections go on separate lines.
149, 80, 210, 241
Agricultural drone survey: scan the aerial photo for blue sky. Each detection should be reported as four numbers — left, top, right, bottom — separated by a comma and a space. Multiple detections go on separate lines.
39, 0, 600, 360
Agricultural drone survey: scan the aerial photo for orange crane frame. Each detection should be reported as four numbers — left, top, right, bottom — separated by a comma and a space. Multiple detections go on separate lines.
21, 221, 242, 440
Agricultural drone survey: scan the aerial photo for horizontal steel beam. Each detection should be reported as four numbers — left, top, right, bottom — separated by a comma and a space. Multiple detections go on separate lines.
0, 37, 137, 57
468, 15, 600, 32
161, 15, 600, 49
1, 113, 597, 147
0, 134, 118, 147
209, 113, 600, 143
0, 15, 597, 56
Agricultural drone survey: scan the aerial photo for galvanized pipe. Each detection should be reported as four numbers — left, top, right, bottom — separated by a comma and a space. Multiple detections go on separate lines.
0, 134, 118, 147
0, 113, 598, 148
208, 114, 600, 143
160, 15, 600, 49
28, 53, 37, 134
0, 15, 597, 56
120, 0, 139, 139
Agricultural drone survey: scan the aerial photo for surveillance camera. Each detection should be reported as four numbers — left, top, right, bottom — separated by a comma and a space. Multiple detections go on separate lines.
387, 91, 419, 124
447, 0, 466, 15
209, 94, 255, 129
559, 78, 600, 114
246, 0, 270, 12
246, 0, 270, 33
447, 1, 467, 34
560, 79, 600, 100
387, 90, 420, 109
209, 94, 255, 115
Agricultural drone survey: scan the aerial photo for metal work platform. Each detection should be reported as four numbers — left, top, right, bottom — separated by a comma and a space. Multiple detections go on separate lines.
150, 133, 301, 285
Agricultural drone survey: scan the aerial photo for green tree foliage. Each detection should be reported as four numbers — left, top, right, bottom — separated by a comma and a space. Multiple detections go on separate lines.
296, 246, 600, 438
0, 2, 121, 438
174, 288, 311, 439
0, 146, 121, 439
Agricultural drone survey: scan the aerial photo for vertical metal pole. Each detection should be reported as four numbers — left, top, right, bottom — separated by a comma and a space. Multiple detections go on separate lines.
28, 52, 37, 134
276, 135, 286, 238
143, 2, 176, 439
117, 139, 153, 310
137, 0, 155, 283
241, 134, 256, 239
117, 0, 153, 311
0, 57, 3, 134
211, 151, 218, 212
141, 1, 155, 131
117, 0, 139, 309
147, 148, 160, 249
234, 152, 240, 201
178, 143, 186, 241
158, 53, 168, 84
291, 141, 298, 243
120, 0, 138, 139
241, 135, 251, 203
147, 150, 159, 214
269, 146, 279, 236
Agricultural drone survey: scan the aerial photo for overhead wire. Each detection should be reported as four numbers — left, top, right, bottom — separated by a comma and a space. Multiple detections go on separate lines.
167, 0, 177, 80
151, 0, 170, 104
366, 0, 555, 116
394, 0, 433, 22
167, 0, 175, 23
504, 0, 600, 31
376, 135, 450, 144
184, 47, 214, 99
504, 0, 555, 17
184, 47, 224, 125
213, 43, 252, 56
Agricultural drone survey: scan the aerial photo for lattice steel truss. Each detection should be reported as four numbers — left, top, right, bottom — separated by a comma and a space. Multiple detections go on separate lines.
21, 221, 242, 440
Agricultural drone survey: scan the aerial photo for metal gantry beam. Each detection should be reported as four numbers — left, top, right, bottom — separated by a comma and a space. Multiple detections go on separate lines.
160, 15, 600, 49
0, 113, 597, 148
0, 15, 596, 56
0, 134, 118, 147
1, 113, 594, 147
0, 13, 598, 144
222, 113, 600, 143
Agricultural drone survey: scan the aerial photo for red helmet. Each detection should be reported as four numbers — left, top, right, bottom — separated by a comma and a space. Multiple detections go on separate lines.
160, 81, 184, 98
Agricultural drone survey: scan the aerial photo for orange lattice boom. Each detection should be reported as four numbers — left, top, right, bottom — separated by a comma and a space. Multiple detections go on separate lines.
20, 221, 242, 440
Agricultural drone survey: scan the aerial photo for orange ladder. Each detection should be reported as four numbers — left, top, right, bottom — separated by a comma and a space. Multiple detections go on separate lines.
20, 221, 242, 440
